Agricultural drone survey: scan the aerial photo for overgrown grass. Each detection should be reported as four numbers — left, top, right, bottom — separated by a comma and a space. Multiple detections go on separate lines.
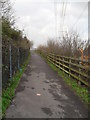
2, 54, 30, 117
37, 51, 89, 105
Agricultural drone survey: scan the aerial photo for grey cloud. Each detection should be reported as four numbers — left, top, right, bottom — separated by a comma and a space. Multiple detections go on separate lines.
12, 0, 88, 48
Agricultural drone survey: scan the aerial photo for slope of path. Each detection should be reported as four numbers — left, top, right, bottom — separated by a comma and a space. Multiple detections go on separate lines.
6, 51, 88, 118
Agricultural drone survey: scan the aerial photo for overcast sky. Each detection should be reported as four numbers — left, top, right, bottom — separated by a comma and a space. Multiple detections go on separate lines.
12, 0, 89, 48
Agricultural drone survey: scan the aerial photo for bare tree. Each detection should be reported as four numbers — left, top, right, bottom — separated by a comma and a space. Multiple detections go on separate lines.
1, 0, 15, 25
37, 30, 85, 58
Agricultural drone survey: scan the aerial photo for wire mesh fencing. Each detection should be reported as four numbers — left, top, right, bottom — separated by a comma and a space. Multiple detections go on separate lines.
2, 37, 30, 87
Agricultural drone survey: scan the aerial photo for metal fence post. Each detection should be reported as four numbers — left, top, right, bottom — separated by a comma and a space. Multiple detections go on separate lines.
18, 48, 20, 69
9, 45, 12, 78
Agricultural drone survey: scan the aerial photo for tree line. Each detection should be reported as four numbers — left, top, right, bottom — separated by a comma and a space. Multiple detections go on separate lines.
1, 0, 33, 49
37, 31, 89, 59
1, 0, 33, 86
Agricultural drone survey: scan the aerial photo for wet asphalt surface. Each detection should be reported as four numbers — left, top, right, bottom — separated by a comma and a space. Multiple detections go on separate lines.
6, 51, 88, 118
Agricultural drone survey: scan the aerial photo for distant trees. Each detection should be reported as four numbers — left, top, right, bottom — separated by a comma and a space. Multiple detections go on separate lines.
37, 31, 88, 58
29, 40, 34, 49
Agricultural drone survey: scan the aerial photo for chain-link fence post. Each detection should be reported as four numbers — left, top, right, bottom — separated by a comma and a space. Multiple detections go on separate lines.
9, 45, 12, 78
18, 48, 20, 70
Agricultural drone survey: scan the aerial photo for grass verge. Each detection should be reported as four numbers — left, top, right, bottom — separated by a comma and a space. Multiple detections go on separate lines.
37, 51, 88, 105
48, 61, 88, 103
2, 54, 30, 117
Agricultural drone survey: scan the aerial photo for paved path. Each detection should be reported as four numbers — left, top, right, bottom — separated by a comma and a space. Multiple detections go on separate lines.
6, 51, 88, 118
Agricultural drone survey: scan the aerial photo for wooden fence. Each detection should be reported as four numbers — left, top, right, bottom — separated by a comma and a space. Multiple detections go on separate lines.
39, 50, 90, 87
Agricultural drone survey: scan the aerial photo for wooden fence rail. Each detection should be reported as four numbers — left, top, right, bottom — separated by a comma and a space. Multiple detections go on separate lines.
39, 50, 90, 87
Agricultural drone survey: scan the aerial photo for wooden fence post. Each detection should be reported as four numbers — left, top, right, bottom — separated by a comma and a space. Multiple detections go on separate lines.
62, 57, 64, 73
78, 61, 81, 85
53, 54, 54, 63
69, 58, 71, 77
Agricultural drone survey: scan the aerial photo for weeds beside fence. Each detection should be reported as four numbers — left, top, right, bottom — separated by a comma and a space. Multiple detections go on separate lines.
2, 54, 30, 117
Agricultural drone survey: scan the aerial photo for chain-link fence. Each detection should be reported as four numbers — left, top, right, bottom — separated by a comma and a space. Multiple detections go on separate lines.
2, 36, 30, 87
